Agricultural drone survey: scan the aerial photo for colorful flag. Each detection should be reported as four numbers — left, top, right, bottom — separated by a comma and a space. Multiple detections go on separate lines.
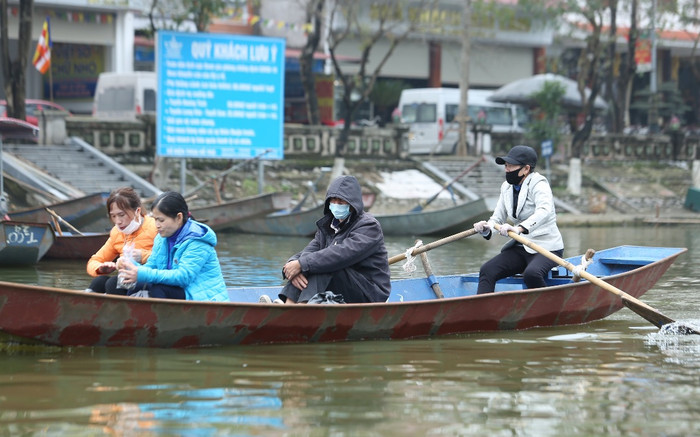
32, 17, 51, 74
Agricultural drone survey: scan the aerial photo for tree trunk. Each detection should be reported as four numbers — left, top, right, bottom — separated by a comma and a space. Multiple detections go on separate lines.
456, 0, 471, 157
1, 0, 33, 120
300, 0, 324, 125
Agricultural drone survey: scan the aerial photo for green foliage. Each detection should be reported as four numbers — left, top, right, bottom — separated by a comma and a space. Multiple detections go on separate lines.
630, 81, 692, 120
369, 79, 411, 108
525, 81, 566, 150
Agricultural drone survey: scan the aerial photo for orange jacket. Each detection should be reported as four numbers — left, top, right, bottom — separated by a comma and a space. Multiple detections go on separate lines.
86, 215, 158, 277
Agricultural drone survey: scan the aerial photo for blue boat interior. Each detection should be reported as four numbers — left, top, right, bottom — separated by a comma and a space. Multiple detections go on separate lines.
226, 246, 685, 304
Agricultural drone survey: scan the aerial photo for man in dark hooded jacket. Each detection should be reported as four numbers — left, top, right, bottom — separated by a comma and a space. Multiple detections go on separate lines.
271, 175, 391, 304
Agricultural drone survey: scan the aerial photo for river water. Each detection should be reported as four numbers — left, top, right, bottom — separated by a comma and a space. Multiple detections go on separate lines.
1, 225, 699, 436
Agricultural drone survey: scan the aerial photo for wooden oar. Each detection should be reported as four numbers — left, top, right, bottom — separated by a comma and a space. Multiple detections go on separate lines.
493, 223, 700, 335
388, 228, 478, 265
45, 208, 84, 236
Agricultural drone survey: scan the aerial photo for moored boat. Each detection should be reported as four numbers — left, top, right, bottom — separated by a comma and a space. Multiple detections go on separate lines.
43, 231, 109, 260
231, 197, 490, 237
0, 220, 55, 265
190, 192, 292, 231
9, 192, 110, 230
0, 245, 686, 347
230, 203, 324, 236
376, 198, 490, 236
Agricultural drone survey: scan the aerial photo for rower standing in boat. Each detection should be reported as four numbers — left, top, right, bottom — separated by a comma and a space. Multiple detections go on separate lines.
473, 145, 564, 294
86, 187, 158, 295
117, 191, 228, 301
261, 175, 391, 304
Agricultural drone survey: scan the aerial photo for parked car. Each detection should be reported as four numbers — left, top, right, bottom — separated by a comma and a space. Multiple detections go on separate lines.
397, 88, 527, 154
92, 71, 156, 120
0, 99, 72, 126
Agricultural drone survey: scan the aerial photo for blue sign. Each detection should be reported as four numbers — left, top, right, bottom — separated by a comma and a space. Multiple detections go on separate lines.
541, 139, 553, 158
156, 31, 285, 160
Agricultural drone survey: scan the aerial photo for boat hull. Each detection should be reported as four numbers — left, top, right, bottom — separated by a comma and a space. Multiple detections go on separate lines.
9, 192, 110, 230
231, 204, 324, 236
191, 192, 292, 231
0, 221, 55, 265
43, 232, 109, 260
0, 246, 686, 348
376, 198, 490, 236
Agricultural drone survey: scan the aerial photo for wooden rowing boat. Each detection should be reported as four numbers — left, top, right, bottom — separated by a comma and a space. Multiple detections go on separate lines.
190, 192, 292, 232
0, 245, 685, 347
9, 192, 110, 230
376, 198, 490, 236
0, 220, 55, 265
230, 203, 324, 236
231, 197, 490, 237
43, 231, 109, 260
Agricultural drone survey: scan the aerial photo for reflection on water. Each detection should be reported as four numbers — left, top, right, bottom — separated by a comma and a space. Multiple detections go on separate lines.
1, 225, 700, 435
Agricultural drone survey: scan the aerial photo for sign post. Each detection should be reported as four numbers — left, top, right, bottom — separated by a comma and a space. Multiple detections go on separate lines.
541, 139, 553, 182
156, 31, 286, 192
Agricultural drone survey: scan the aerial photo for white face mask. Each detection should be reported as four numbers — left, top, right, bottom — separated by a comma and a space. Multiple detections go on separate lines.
121, 210, 142, 235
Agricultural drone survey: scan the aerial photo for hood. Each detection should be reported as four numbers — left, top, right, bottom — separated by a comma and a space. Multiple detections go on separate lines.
175, 219, 217, 247
323, 175, 364, 217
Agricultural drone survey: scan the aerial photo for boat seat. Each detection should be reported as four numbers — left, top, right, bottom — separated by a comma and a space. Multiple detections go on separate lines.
598, 258, 652, 266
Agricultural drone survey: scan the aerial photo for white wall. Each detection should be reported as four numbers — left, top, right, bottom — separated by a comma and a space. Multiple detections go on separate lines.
333, 38, 534, 88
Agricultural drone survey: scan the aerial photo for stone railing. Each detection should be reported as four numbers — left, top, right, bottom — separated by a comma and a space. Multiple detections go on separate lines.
66, 115, 156, 156
489, 132, 700, 163
283, 124, 409, 158
60, 116, 700, 163
65, 116, 409, 159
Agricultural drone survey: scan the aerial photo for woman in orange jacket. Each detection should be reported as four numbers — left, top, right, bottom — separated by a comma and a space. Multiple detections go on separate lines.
86, 187, 158, 295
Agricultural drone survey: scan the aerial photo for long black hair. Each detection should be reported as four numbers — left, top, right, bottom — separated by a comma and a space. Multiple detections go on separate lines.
151, 191, 190, 222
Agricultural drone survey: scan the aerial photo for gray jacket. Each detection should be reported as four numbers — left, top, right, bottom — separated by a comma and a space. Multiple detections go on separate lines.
488, 172, 564, 253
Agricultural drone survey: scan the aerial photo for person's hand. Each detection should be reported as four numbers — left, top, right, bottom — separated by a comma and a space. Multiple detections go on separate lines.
118, 258, 138, 284
473, 220, 491, 236
283, 260, 302, 280
290, 273, 308, 290
499, 223, 521, 237
97, 262, 116, 274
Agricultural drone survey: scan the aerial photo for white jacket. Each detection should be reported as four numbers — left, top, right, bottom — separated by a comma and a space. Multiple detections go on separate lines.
488, 172, 564, 253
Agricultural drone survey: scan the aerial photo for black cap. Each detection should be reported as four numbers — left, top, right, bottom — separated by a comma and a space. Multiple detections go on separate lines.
495, 145, 538, 167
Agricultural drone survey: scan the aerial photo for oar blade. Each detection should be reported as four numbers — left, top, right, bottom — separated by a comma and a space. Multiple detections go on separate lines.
621, 296, 674, 328
621, 296, 700, 335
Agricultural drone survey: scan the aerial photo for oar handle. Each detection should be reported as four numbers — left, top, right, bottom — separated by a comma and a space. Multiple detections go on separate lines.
45, 208, 84, 236
389, 228, 478, 265
492, 223, 675, 328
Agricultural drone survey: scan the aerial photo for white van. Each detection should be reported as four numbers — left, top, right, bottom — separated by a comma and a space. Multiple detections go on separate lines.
92, 72, 156, 120
398, 87, 526, 154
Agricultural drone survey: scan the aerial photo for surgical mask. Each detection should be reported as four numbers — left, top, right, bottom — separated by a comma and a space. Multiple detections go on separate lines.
121, 210, 142, 235
329, 203, 351, 220
505, 168, 523, 185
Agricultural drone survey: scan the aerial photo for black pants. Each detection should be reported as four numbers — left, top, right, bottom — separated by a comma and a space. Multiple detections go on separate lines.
89, 275, 129, 295
280, 270, 371, 303
128, 282, 186, 300
477, 244, 563, 294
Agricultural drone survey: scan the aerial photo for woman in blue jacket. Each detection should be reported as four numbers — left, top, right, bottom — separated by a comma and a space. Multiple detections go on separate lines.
118, 191, 228, 301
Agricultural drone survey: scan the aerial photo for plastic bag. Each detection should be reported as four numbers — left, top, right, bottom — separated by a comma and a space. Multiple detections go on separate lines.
307, 291, 346, 304
116, 243, 137, 291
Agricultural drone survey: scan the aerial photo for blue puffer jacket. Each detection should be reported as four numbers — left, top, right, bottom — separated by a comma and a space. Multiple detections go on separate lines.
137, 219, 228, 301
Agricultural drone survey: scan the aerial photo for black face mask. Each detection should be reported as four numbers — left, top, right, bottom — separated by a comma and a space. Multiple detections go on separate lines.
505, 167, 523, 185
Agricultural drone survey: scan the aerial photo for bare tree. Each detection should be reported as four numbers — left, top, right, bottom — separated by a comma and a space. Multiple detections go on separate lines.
326, 0, 431, 157
299, 0, 325, 125
1, 0, 33, 121
144, 0, 225, 33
